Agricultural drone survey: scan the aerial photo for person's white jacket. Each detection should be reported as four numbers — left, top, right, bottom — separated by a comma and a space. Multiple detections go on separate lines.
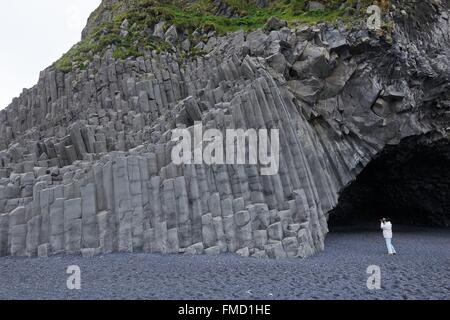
381, 221, 393, 239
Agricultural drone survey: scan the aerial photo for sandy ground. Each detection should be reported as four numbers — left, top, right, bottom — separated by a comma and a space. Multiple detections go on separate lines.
0, 227, 449, 300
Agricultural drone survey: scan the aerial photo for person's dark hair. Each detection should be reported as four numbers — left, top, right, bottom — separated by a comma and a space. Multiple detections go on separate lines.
385, 218, 391, 222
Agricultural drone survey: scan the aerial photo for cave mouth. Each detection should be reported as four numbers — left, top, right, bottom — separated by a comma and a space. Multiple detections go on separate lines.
328, 135, 450, 229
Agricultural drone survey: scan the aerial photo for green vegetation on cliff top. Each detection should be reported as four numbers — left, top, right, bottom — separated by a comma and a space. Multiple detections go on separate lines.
55, 0, 379, 72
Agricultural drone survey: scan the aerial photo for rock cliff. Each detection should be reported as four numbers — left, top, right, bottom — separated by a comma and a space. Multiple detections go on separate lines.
0, 0, 449, 258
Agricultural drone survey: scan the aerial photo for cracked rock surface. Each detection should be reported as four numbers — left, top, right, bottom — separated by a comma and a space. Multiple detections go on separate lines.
0, 0, 449, 259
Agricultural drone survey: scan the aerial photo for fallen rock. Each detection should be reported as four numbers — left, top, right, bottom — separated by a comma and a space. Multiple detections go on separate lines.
264, 17, 288, 31
153, 21, 165, 39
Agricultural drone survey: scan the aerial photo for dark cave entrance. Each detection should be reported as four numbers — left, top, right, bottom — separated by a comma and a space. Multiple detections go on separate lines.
328, 135, 450, 229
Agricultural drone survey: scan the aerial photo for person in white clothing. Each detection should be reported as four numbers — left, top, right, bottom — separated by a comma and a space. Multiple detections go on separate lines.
380, 218, 396, 255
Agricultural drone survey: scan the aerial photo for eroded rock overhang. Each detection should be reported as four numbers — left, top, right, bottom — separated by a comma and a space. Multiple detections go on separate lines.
0, 0, 449, 259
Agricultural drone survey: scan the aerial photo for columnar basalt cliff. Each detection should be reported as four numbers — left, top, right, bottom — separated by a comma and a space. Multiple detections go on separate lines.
0, 0, 449, 258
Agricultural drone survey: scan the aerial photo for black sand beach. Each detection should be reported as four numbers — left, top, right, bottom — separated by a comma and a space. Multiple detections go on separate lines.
1, 227, 449, 300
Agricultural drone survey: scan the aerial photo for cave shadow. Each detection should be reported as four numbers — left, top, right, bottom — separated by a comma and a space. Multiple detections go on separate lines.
328, 134, 450, 232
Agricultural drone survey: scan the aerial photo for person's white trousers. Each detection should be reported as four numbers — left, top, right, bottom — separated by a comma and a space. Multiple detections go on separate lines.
385, 238, 396, 254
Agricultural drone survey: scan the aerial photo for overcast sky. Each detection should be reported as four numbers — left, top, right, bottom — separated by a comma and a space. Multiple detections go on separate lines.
0, 0, 101, 110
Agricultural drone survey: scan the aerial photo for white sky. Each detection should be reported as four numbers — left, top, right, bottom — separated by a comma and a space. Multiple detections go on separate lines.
0, 0, 101, 110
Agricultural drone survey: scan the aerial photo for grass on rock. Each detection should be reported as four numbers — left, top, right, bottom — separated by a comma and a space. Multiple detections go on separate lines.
55, 0, 380, 72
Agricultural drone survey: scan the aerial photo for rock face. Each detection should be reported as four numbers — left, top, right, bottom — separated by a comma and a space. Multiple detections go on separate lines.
0, 0, 449, 258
